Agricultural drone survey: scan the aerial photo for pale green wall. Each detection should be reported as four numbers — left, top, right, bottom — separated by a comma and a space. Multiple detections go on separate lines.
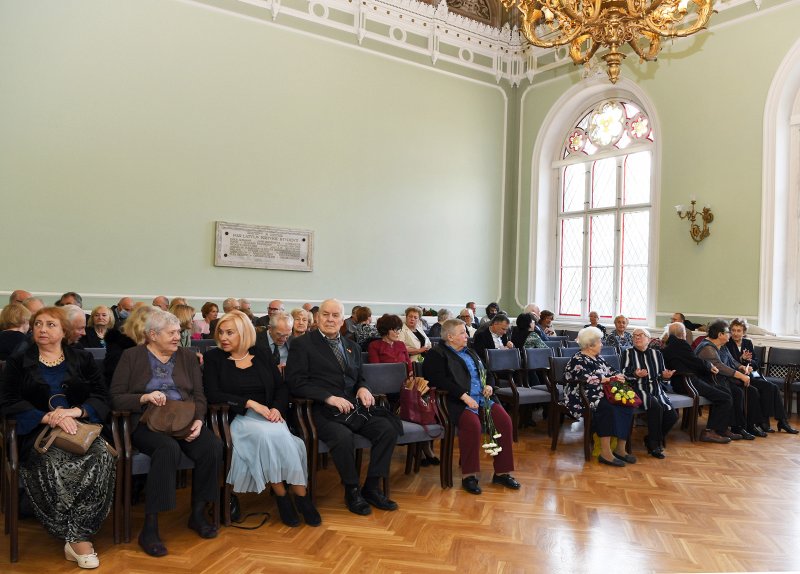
0, 0, 508, 313
513, 2, 800, 323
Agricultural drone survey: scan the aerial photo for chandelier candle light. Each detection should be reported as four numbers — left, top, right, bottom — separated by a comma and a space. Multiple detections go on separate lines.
501, 0, 715, 83
675, 199, 713, 244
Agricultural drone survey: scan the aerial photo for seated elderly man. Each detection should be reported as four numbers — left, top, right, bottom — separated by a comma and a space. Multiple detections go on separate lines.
457, 309, 477, 337
427, 308, 453, 339
111, 297, 134, 327
254, 299, 285, 328
286, 299, 401, 516
8, 289, 32, 305
56, 291, 83, 308
472, 314, 514, 361
152, 296, 170, 311
694, 319, 772, 439
620, 328, 677, 458
256, 311, 294, 370
63, 304, 87, 348
661, 321, 735, 443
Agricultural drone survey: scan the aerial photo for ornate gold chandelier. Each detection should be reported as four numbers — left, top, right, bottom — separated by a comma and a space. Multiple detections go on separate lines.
501, 0, 715, 83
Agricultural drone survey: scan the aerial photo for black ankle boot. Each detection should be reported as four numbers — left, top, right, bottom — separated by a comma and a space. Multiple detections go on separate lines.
275, 493, 300, 527
294, 493, 322, 526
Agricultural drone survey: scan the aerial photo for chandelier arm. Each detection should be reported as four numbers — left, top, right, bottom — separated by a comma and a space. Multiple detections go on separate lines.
628, 31, 661, 61
645, 0, 714, 37
557, 1, 585, 24
644, 0, 668, 16
569, 34, 599, 63
522, 12, 586, 48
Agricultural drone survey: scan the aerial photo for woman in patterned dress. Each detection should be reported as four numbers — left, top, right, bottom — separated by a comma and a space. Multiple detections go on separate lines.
0, 306, 116, 569
563, 327, 636, 467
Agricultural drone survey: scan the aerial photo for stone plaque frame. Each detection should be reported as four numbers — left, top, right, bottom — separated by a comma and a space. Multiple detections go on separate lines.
214, 221, 314, 272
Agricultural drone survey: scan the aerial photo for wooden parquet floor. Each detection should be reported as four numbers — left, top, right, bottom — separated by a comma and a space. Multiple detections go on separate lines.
3, 413, 800, 574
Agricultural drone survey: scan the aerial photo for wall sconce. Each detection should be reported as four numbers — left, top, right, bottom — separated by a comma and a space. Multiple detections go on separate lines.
674, 199, 714, 244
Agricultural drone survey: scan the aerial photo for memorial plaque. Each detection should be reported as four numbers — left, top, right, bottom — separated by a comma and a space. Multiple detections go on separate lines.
214, 221, 313, 272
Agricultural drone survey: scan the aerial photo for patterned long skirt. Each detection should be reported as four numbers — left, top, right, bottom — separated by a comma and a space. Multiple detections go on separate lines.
20, 437, 116, 542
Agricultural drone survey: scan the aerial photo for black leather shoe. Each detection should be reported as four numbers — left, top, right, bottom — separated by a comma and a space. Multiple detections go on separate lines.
344, 487, 372, 515
361, 488, 398, 511
598, 455, 624, 467
724, 429, 744, 440
294, 493, 322, 526
747, 424, 767, 437
613, 452, 637, 464
648, 448, 666, 459
461, 476, 482, 494
275, 493, 300, 527
778, 420, 800, 434
763, 425, 775, 433
187, 516, 218, 539
736, 428, 756, 440
492, 474, 521, 489
138, 532, 168, 557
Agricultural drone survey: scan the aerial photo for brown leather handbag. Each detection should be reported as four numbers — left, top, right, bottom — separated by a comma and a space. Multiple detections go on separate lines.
140, 400, 195, 439
34, 395, 104, 456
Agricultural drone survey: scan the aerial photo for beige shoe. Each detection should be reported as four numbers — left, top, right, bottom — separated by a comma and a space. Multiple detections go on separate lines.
64, 542, 99, 569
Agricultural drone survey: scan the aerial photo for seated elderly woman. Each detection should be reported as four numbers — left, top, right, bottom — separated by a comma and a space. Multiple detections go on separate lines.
620, 328, 678, 458
0, 306, 115, 568
603, 315, 633, 352
193, 302, 218, 339
203, 311, 320, 527
401, 306, 431, 363
351, 306, 380, 349
110, 309, 222, 557
423, 319, 519, 495
537, 310, 556, 338
104, 305, 157, 383
290, 308, 310, 338
170, 304, 196, 347
457, 309, 477, 337
583, 311, 607, 336
427, 309, 453, 339
0, 302, 31, 360
564, 327, 635, 467
80, 305, 115, 349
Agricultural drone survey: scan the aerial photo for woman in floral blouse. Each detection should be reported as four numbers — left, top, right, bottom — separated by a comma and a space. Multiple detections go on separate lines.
603, 315, 633, 352
563, 327, 636, 467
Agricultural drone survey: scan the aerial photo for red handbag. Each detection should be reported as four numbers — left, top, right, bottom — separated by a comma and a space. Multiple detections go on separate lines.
399, 376, 439, 435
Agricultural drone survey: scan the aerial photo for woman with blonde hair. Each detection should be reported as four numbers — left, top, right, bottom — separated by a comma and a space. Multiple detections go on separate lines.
0, 302, 32, 360
80, 305, 115, 349
290, 308, 310, 338
104, 305, 157, 382
202, 310, 320, 527
400, 306, 431, 363
170, 304, 196, 347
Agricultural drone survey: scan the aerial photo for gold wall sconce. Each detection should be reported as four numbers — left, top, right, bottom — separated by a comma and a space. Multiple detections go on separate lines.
675, 199, 714, 244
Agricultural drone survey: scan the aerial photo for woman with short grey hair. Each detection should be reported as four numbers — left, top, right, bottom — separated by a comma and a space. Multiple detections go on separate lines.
564, 327, 636, 467
110, 308, 222, 557
427, 308, 453, 338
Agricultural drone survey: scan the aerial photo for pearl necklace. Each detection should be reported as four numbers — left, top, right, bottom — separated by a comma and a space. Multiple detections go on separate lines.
40, 353, 65, 367
230, 353, 251, 362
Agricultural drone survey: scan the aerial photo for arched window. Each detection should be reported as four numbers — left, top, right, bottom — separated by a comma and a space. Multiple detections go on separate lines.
555, 100, 655, 322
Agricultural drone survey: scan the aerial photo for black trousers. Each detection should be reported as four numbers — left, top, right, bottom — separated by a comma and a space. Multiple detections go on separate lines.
724, 378, 762, 428
132, 424, 222, 514
750, 374, 786, 423
691, 377, 733, 433
645, 401, 679, 449
314, 413, 399, 487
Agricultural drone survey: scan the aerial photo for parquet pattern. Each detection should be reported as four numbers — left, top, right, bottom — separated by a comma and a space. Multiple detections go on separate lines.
3, 413, 800, 573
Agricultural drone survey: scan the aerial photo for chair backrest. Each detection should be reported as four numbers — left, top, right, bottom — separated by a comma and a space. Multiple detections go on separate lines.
560, 346, 580, 359
361, 362, 408, 395
752, 345, 766, 365
599, 345, 618, 356
549, 356, 572, 384
190, 345, 217, 355
544, 340, 563, 351
604, 354, 621, 372
565, 341, 580, 348
547, 335, 568, 343
485, 348, 522, 372
560, 330, 579, 339
362, 352, 370, 363
525, 347, 553, 370
765, 347, 800, 367
428, 337, 441, 346
85, 347, 106, 359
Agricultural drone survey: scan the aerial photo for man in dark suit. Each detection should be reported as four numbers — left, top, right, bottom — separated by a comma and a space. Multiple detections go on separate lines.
285, 299, 400, 516
472, 314, 514, 361
256, 311, 293, 371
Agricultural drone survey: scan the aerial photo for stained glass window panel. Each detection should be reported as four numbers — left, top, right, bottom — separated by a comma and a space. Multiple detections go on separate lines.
588, 213, 615, 317
562, 163, 585, 213
591, 157, 616, 209
623, 151, 651, 206
559, 217, 584, 316
619, 210, 649, 320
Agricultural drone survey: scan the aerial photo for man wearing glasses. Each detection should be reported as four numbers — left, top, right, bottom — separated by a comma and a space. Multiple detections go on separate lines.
695, 319, 763, 440
457, 309, 477, 337
254, 299, 285, 328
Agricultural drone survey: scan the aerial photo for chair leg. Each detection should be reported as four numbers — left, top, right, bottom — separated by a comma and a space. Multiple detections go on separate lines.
550, 412, 563, 452
511, 400, 520, 443
404, 444, 416, 475
221, 483, 232, 527
9, 484, 18, 562
583, 411, 593, 462
123, 462, 132, 543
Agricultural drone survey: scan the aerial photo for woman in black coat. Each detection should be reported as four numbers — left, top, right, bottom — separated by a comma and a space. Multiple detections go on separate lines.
0, 306, 115, 568
422, 318, 519, 495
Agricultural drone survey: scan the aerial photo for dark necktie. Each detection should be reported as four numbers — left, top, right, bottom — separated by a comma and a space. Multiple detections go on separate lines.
326, 337, 346, 370
272, 343, 281, 365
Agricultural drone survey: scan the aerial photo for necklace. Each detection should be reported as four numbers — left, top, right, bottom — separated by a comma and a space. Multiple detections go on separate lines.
230, 353, 250, 362
40, 353, 65, 367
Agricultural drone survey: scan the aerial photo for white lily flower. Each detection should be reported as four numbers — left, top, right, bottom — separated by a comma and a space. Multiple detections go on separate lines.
493, 433, 502, 439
